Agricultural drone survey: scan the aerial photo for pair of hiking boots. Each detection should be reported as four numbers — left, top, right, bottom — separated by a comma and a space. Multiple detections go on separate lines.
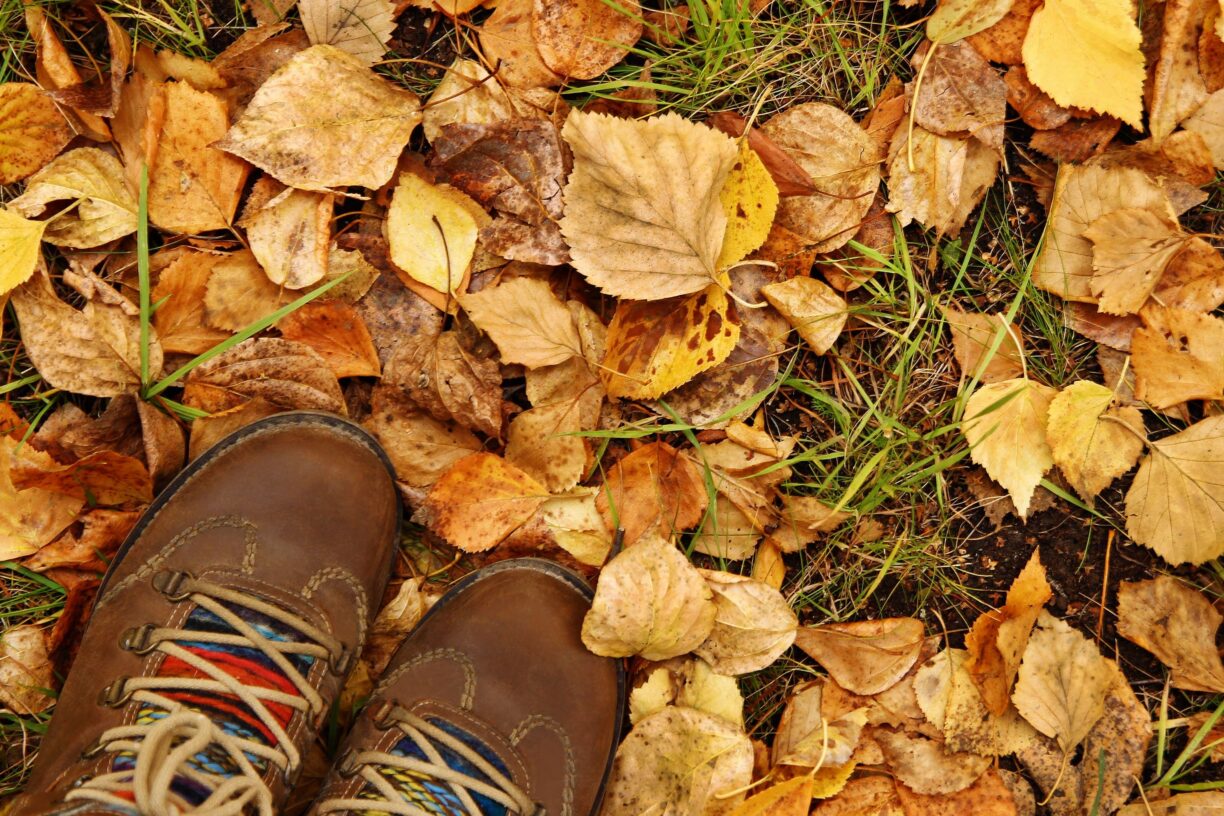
12, 413, 624, 816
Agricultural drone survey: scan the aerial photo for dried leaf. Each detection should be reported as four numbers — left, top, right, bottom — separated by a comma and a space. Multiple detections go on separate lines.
460, 278, 580, 368
560, 110, 737, 299
9, 148, 137, 248
811, 777, 904, 816
944, 306, 1025, 383
11, 450, 152, 507
533, 0, 642, 79
771, 681, 868, 770
582, 534, 718, 660
911, 40, 1006, 150
363, 578, 424, 675
478, 0, 562, 89
886, 126, 999, 237
0, 209, 47, 297
968, 0, 1041, 64
0, 625, 55, 714
277, 299, 381, 378
1155, 237, 1224, 313
151, 250, 233, 354
1004, 66, 1072, 131
218, 44, 422, 191
694, 571, 798, 676
383, 331, 502, 437
1021, 0, 1145, 127
1029, 115, 1122, 164
25, 6, 110, 140
24, 508, 139, 573
1184, 88, 1224, 168
203, 249, 293, 331
819, 192, 895, 293
505, 401, 587, 492
188, 397, 281, 460
927, 0, 1016, 42
0, 438, 83, 562
692, 495, 762, 561
422, 59, 558, 144
1085, 208, 1190, 315
182, 337, 346, 414
794, 618, 926, 695
761, 276, 847, 355
364, 389, 481, 488
385, 172, 479, 298
136, 399, 185, 489
1045, 380, 1145, 501
729, 776, 813, 816
707, 111, 819, 197
962, 379, 1057, 519
300, 0, 394, 66
0, 83, 73, 184
596, 441, 709, 547
875, 731, 991, 795
240, 179, 333, 289
764, 495, 851, 553
1117, 576, 1224, 692
419, 452, 546, 552
893, 769, 1019, 816
1132, 305, 1224, 408
537, 489, 613, 566
1149, 0, 1211, 143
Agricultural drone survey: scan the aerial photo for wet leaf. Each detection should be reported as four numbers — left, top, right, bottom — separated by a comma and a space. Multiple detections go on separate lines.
0, 625, 55, 714
533, 0, 642, 79
0, 437, 83, 562
240, 178, 333, 289
299, 0, 394, 66
762, 276, 847, 355
418, 452, 546, 552
182, 337, 346, 414
962, 379, 1057, 519
596, 441, 709, 547
276, 299, 381, 378
10, 148, 137, 248
460, 278, 580, 368
1132, 305, 1224, 408
0, 83, 73, 185
794, 618, 926, 695
1045, 380, 1145, 501
694, 571, 798, 676
1117, 575, 1224, 692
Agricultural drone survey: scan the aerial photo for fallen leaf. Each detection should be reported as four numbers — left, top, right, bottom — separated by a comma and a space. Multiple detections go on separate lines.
299, 0, 394, 66
893, 768, 1019, 816
601, 705, 754, 816
1119, 793, 1224, 816
1004, 66, 1072, 131
212, 26, 310, 114
752, 537, 785, 590
811, 777, 904, 816
383, 331, 502, 437
675, 659, 745, 728
717, 141, 781, 269
203, 249, 293, 331
1149, 0, 1211, 144
1085, 208, 1191, 315
692, 496, 762, 561
1045, 380, 1145, 501
962, 378, 1057, 519
1021, 0, 1145, 127
761, 103, 880, 253
1184, 88, 1224, 168
1033, 164, 1176, 302
660, 315, 781, 429
911, 40, 1007, 150
478, 0, 562, 89
0, 625, 55, 714
968, 0, 1042, 64
771, 680, 867, 769
1029, 115, 1122, 164
217, 44, 422, 191
182, 337, 346, 414
794, 618, 926, 695
926, 0, 1016, 43
525, 301, 606, 426
362, 577, 424, 675
0, 83, 73, 185
601, 280, 741, 399
0, 209, 47, 297
24, 508, 140, 573
764, 494, 851, 553
422, 58, 558, 144
875, 731, 990, 795
136, 399, 185, 489
964, 549, 1052, 715
560, 110, 738, 299
148, 81, 250, 235
151, 250, 233, 354
433, 120, 571, 266
11, 267, 162, 398
9, 148, 137, 248
728, 776, 813, 816
187, 397, 281, 460
596, 441, 709, 546
240, 178, 333, 289
505, 401, 588, 492
11, 450, 152, 507
364, 389, 482, 487
582, 533, 718, 660
460, 278, 580, 368
1155, 237, 1224, 313
886, 126, 1000, 237
537, 489, 613, 566
276, 299, 381, 378
707, 111, 819, 197
693, 571, 798, 676
0, 437, 83, 562
532, 0, 642, 79
761, 276, 847, 355
1132, 305, 1224, 408
1117, 576, 1224, 692
25, 6, 111, 140
418, 452, 546, 552
944, 306, 1025, 383
1012, 611, 1112, 752
385, 172, 479, 299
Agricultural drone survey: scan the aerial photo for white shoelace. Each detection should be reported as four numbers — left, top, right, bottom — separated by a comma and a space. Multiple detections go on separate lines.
64, 576, 343, 816
316, 709, 537, 816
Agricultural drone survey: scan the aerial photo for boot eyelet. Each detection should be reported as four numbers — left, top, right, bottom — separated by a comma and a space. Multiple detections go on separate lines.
336, 748, 361, 777
119, 623, 158, 654
80, 741, 105, 760
329, 646, 354, 676
70, 773, 95, 787
98, 677, 132, 708
369, 700, 397, 730
151, 570, 192, 601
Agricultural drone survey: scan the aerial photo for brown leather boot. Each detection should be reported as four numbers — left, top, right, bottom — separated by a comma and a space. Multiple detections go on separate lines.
14, 412, 401, 815
309, 559, 624, 816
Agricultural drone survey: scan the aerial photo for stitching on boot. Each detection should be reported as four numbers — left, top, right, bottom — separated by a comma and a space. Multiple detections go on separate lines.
301, 566, 370, 644
509, 714, 576, 816
376, 648, 477, 709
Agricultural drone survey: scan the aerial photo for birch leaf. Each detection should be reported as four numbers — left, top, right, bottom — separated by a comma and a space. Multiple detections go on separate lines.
1117, 576, 1224, 692
794, 618, 926, 695
962, 379, 1057, 519
761, 276, 847, 355
1085, 208, 1190, 315
419, 453, 546, 553
240, 179, 333, 289
1132, 306, 1224, 409
1045, 380, 1145, 501
0, 83, 73, 185
460, 278, 581, 368
694, 571, 798, 676
385, 173, 479, 298
0, 209, 47, 297
560, 110, 738, 300
927, 0, 1016, 42
299, 0, 394, 66
9, 148, 137, 248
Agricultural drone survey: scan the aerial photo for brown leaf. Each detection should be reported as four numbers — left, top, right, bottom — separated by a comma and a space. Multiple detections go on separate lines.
0, 83, 73, 185
967, 0, 1041, 64
0, 438, 83, 562
505, 401, 588, 492
383, 331, 503, 437
24, 6, 110, 140
1155, 237, 1224, 312
136, 399, 185, 489
819, 192, 894, 292
911, 40, 1007, 151
213, 26, 311, 114
1029, 116, 1121, 163
24, 509, 140, 573
863, 77, 908, 163
1004, 66, 1072, 130
707, 111, 818, 197
1117, 576, 1224, 692
1149, 0, 1211, 143
0, 625, 56, 714
240, 178, 334, 289
418, 452, 547, 552
794, 618, 926, 695
876, 731, 991, 795
152, 250, 233, 354
764, 494, 851, 553
422, 58, 560, 143
771, 680, 867, 769
182, 338, 346, 415
432, 120, 571, 266
187, 397, 281, 460
893, 769, 1019, 816
1064, 302, 1142, 351
886, 126, 1000, 237
944, 306, 1025, 383
1132, 305, 1224, 408
596, 441, 709, 547
351, 269, 444, 365
12, 450, 152, 507
812, 777, 904, 816
478, 0, 562, 89
277, 299, 381, 379
532, 0, 642, 79
55, 395, 143, 461
363, 387, 482, 488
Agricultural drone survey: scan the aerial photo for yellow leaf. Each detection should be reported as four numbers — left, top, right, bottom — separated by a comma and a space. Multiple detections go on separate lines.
363, 397, 482, 488
240, 178, 333, 289
299, 0, 394, 66
927, 0, 1016, 43
729, 776, 813, 816
694, 571, 798, 676
962, 378, 1057, 519
1084, 208, 1190, 315
538, 489, 613, 567
385, 172, 479, 298
0, 438, 83, 562
943, 305, 1025, 383
1132, 305, 1224, 408
692, 495, 761, 560
0, 83, 73, 185
629, 667, 676, 725
1117, 576, 1224, 692
1125, 415, 1224, 565
1045, 380, 1145, 501
460, 278, 581, 368
794, 618, 926, 695
560, 110, 738, 299
419, 453, 546, 553
9, 148, 137, 248
717, 141, 780, 269
761, 276, 847, 355
217, 44, 422, 191
0, 209, 47, 297
601, 279, 741, 399
1021, 0, 1145, 128
675, 660, 745, 728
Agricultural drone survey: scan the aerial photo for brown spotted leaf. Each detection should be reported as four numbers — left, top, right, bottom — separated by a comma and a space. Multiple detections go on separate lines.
418, 453, 546, 552
182, 338, 346, 414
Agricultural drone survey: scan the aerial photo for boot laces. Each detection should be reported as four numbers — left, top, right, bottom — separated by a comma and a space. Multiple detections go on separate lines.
317, 707, 538, 816
65, 574, 344, 816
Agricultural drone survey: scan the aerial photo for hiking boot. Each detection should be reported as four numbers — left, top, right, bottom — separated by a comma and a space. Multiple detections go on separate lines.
309, 559, 625, 816
15, 412, 401, 815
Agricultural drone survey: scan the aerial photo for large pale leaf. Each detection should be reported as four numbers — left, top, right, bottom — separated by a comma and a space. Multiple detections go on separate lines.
693, 571, 798, 676
885, 126, 999, 237
794, 618, 926, 695
299, 0, 394, 66
874, 731, 991, 795
581, 534, 717, 661
1021, 0, 1145, 127
460, 278, 580, 368
560, 110, 738, 299
0, 209, 47, 297
418, 453, 547, 552
9, 148, 137, 248
962, 379, 1057, 519
1132, 306, 1224, 408
1084, 208, 1191, 315
1117, 576, 1224, 692
1125, 415, 1224, 565
0, 83, 73, 185
217, 44, 421, 191
1045, 380, 1145, 501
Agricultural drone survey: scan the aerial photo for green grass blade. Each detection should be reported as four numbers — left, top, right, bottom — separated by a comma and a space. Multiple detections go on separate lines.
138, 164, 151, 389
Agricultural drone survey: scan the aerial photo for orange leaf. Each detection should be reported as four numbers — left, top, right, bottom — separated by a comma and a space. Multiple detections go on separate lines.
420, 453, 547, 552
11, 450, 152, 507
596, 441, 708, 547
277, 299, 381, 378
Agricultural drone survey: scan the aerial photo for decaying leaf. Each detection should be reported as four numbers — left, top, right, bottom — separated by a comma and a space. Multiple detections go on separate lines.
188, 397, 281, 460
875, 730, 991, 795
1132, 306, 1224, 408
1029, 115, 1122, 164
9, 148, 137, 248
926, 0, 1016, 42
1184, 89, 1224, 169
477, 0, 562, 89
218, 45, 422, 191
944, 306, 1025, 383
383, 331, 503, 438
596, 441, 709, 547
299, 0, 394, 66
893, 769, 1020, 816
911, 40, 1007, 150
560, 110, 738, 299
1021, 0, 1145, 127
794, 618, 926, 695
692, 495, 761, 561
203, 249, 293, 331
1149, 0, 1212, 144
761, 276, 847, 355
886, 126, 1000, 237
601, 705, 754, 816
362, 577, 424, 676
968, 0, 1040, 63
1084, 208, 1191, 315
1004, 65, 1072, 131
23, 508, 139, 573
240, 179, 333, 289
1117, 576, 1224, 692
0, 438, 83, 562
182, 337, 346, 414
276, 299, 381, 378
0, 209, 47, 297
0, 625, 56, 714
0, 83, 73, 185
385, 172, 480, 300
505, 401, 587, 492
460, 278, 580, 368
582, 534, 718, 660
418, 452, 546, 553
1045, 380, 1145, 501
1012, 611, 1112, 752
693, 571, 798, 676
532, 0, 642, 79
151, 250, 232, 354
962, 379, 1057, 520
772, 681, 868, 770
364, 390, 482, 488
